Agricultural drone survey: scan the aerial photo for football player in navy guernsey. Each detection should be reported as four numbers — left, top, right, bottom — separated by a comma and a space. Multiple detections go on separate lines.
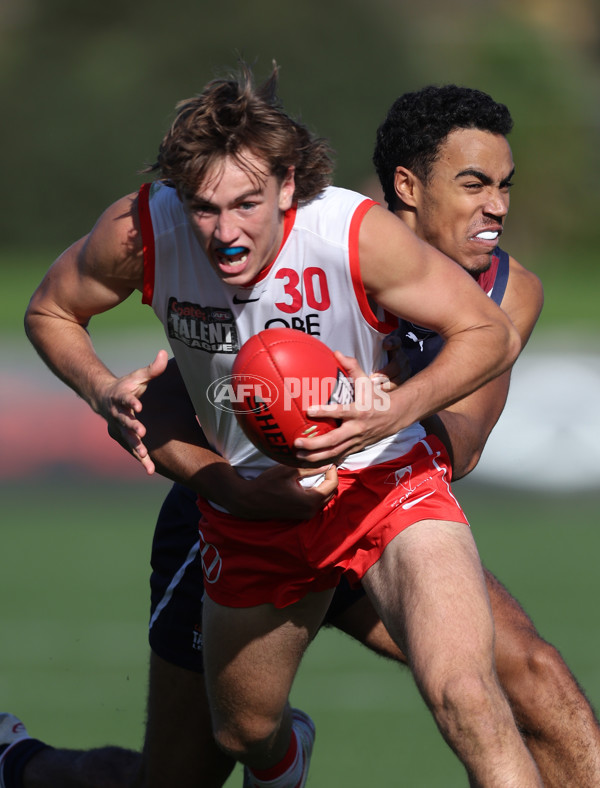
8, 74, 598, 787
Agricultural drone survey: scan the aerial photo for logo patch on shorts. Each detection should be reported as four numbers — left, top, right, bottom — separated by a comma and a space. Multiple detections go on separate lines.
385, 464, 415, 492
198, 528, 222, 584
192, 623, 203, 652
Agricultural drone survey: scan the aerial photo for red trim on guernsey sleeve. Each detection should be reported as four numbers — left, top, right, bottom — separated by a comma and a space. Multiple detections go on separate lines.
348, 199, 398, 333
138, 182, 156, 306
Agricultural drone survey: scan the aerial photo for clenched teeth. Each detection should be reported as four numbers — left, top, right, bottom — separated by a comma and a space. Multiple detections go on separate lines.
223, 254, 248, 266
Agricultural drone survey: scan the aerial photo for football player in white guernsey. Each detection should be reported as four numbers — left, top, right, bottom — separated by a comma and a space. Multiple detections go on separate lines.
23, 63, 542, 788
14, 71, 591, 788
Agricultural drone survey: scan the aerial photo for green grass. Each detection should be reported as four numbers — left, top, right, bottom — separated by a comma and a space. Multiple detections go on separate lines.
0, 477, 171, 752
534, 258, 600, 334
1, 477, 598, 786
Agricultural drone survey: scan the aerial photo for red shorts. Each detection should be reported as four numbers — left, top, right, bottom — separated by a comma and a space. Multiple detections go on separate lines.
196, 436, 468, 608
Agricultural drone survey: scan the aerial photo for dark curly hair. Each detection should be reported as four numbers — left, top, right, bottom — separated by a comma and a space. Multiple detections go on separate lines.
373, 85, 513, 208
147, 62, 334, 204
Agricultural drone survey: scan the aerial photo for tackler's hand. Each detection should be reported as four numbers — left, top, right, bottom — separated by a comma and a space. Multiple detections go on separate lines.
232, 463, 339, 520
371, 333, 412, 392
103, 350, 170, 475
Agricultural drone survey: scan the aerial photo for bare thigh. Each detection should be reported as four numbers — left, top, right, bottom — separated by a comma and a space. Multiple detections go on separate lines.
136, 651, 235, 788
329, 593, 406, 660
361, 519, 495, 692
329, 567, 544, 668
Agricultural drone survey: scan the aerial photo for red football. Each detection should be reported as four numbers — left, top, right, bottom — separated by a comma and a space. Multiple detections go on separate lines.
231, 328, 354, 466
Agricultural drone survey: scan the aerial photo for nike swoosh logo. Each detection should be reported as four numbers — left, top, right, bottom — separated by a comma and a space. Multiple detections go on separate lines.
233, 294, 260, 304
402, 490, 435, 510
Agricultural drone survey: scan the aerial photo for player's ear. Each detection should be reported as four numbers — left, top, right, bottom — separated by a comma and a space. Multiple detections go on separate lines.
393, 166, 419, 208
279, 166, 296, 211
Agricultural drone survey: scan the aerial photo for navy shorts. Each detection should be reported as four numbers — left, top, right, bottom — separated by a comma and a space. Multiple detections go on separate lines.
149, 483, 366, 672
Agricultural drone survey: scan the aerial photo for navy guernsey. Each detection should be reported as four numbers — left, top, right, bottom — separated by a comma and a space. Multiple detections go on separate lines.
399, 247, 509, 374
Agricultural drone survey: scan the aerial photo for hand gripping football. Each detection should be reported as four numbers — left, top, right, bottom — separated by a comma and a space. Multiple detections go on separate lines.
231, 328, 354, 465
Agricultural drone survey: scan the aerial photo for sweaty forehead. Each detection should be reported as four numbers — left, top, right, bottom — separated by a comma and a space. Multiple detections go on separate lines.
435, 128, 514, 178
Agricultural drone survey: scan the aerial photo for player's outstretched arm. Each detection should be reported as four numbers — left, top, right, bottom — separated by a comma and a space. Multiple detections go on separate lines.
24, 192, 174, 472
295, 206, 522, 463
25, 196, 142, 404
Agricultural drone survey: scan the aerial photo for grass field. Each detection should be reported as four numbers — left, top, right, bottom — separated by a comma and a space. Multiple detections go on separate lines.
1, 475, 598, 786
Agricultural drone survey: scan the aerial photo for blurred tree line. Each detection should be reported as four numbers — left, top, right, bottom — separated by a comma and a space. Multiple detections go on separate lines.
1, 0, 599, 276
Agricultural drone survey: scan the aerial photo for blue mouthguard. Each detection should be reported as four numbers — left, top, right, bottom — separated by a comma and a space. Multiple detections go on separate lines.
220, 246, 246, 256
